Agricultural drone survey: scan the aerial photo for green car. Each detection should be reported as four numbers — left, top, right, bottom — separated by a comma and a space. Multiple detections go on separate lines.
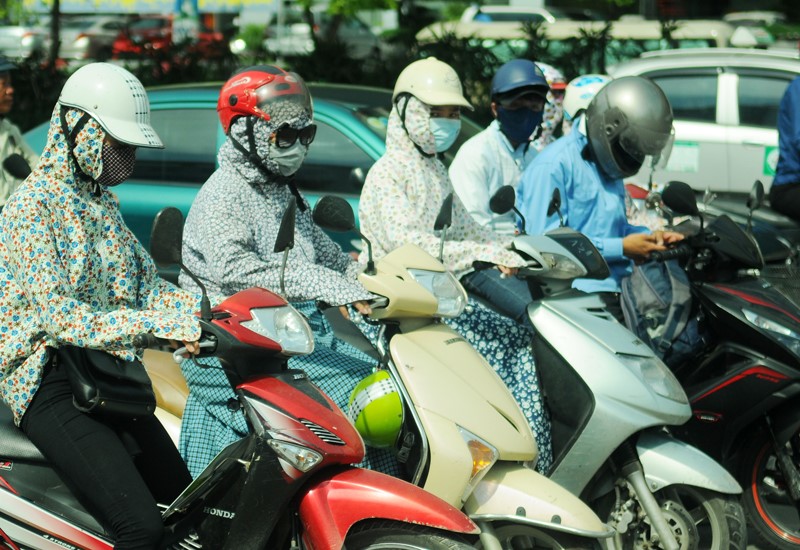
23, 82, 481, 253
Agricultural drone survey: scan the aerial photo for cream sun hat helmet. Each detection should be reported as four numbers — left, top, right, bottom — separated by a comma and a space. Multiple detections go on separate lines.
59, 62, 163, 149
392, 57, 473, 110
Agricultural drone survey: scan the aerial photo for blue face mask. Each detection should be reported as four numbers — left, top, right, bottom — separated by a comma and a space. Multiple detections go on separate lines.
429, 117, 461, 153
496, 107, 544, 145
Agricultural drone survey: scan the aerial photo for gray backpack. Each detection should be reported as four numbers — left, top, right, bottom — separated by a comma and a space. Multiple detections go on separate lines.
621, 259, 706, 368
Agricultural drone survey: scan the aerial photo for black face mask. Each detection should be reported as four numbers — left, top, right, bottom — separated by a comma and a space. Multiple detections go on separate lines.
96, 142, 136, 187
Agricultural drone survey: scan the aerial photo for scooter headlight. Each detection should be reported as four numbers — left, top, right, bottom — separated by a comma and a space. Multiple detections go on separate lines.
744, 308, 800, 354
241, 305, 315, 356
407, 269, 468, 317
618, 354, 688, 404
457, 427, 499, 503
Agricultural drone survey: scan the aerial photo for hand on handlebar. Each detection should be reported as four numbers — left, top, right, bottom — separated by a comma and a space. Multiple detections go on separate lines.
338, 300, 372, 320
623, 233, 668, 263
497, 265, 518, 279
170, 339, 200, 356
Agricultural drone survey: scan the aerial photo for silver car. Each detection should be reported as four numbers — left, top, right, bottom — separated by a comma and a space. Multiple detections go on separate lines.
609, 48, 800, 195
0, 18, 47, 59
51, 15, 132, 61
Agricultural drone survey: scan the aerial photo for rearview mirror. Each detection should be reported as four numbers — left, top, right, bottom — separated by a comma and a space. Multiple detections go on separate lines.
2, 153, 31, 180
547, 188, 562, 219
489, 186, 515, 215
150, 207, 184, 267
746, 180, 765, 212
274, 196, 297, 253
434, 193, 453, 232
312, 196, 356, 233
661, 181, 699, 217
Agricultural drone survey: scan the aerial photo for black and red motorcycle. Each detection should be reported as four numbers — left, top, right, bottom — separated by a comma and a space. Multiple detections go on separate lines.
656, 181, 800, 550
0, 204, 479, 549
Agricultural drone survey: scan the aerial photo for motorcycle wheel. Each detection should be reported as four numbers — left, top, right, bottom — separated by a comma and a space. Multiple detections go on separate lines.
652, 485, 746, 550
739, 426, 800, 549
475, 523, 600, 549
343, 519, 477, 549
599, 483, 745, 550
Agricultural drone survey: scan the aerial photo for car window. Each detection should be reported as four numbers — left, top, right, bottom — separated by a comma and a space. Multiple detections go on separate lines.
477, 12, 548, 23
648, 73, 718, 123
133, 108, 218, 184
738, 74, 792, 128
295, 121, 374, 195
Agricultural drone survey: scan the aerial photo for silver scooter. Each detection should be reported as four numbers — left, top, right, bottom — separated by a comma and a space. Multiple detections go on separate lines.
490, 186, 747, 550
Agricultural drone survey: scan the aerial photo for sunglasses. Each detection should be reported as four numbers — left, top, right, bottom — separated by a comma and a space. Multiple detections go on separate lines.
274, 123, 317, 148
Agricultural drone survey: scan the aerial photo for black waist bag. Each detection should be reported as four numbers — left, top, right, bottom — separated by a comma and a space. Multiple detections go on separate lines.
56, 345, 156, 418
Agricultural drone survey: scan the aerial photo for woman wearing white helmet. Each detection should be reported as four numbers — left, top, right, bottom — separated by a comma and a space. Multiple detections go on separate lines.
357, 57, 553, 472
531, 61, 567, 152
0, 63, 199, 549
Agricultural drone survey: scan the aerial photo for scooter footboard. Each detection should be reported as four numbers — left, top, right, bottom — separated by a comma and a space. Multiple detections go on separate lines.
298, 467, 479, 549
637, 431, 741, 494
463, 462, 613, 539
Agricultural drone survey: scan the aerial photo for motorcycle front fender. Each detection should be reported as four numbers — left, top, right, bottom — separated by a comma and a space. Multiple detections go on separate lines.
463, 462, 613, 539
297, 467, 479, 550
638, 431, 741, 494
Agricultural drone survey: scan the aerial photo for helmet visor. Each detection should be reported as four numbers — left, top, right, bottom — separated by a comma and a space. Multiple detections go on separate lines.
254, 72, 313, 122
619, 123, 674, 159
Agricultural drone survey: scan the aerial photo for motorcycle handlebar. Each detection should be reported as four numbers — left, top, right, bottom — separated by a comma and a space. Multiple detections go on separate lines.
650, 244, 693, 263
133, 333, 170, 349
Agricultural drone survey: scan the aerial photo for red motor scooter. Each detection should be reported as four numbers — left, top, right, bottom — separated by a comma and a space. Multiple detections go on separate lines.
0, 202, 479, 549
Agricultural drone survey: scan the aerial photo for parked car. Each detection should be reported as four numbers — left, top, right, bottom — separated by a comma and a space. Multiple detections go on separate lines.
459, 5, 564, 24
263, 5, 383, 59
416, 18, 738, 69
50, 15, 133, 61
112, 14, 227, 60
0, 18, 47, 59
23, 83, 481, 253
608, 48, 800, 195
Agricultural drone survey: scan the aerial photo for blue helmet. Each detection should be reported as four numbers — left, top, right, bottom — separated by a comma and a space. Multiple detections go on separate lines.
491, 59, 549, 103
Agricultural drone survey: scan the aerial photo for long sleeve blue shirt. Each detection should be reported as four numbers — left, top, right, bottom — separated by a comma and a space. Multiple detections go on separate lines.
773, 76, 800, 188
516, 126, 649, 293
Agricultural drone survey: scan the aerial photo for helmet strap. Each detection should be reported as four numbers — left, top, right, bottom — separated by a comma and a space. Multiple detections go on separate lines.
59, 107, 98, 194
229, 116, 308, 211
396, 94, 434, 159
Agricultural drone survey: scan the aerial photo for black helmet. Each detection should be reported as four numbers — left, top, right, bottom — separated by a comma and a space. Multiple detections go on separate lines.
585, 76, 673, 179
491, 59, 549, 104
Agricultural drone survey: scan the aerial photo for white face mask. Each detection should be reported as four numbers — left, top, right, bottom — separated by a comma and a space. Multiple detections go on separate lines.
429, 117, 461, 153
270, 141, 307, 177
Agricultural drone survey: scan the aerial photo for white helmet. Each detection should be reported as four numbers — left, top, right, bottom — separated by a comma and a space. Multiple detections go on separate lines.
563, 74, 612, 121
59, 63, 163, 149
392, 57, 473, 110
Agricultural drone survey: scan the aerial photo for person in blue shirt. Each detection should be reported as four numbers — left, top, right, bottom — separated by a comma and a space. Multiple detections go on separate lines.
516, 76, 683, 318
449, 59, 549, 324
769, 76, 800, 220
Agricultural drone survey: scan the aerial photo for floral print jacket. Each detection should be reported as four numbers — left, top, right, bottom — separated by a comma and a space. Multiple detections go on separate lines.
0, 106, 201, 425
358, 95, 525, 278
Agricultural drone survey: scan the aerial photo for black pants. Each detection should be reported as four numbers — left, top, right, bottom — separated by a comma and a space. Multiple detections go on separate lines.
769, 182, 800, 222
21, 361, 192, 550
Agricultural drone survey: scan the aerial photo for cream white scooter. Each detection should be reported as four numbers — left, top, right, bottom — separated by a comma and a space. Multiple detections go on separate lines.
488, 186, 747, 550
142, 197, 612, 549
310, 195, 613, 549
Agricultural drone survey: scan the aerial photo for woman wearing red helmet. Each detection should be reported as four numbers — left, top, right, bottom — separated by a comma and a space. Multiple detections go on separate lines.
178, 66, 399, 478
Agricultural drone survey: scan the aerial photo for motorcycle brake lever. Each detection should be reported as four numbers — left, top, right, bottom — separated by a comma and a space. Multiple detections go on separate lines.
172, 340, 217, 364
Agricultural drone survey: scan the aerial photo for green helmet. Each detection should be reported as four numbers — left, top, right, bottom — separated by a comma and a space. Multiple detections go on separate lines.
347, 370, 403, 449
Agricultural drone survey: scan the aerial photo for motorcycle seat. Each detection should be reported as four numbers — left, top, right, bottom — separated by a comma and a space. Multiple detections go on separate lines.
143, 349, 189, 419
0, 406, 46, 462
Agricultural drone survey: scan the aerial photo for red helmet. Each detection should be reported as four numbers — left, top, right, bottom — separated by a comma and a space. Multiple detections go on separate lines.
217, 65, 313, 134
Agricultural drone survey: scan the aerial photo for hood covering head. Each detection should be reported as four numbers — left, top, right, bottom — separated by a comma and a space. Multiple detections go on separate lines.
35, 104, 108, 194
222, 95, 313, 180
390, 94, 438, 157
